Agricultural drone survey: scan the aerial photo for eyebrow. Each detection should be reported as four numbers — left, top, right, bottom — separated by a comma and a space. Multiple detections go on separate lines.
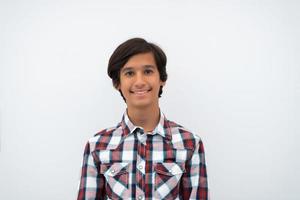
121, 65, 155, 73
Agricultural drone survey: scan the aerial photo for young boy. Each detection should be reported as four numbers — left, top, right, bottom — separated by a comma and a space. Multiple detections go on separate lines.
77, 38, 208, 200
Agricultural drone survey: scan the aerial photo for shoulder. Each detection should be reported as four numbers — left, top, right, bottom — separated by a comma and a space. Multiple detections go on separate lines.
167, 119, 202, 151
86, 123, 123, 152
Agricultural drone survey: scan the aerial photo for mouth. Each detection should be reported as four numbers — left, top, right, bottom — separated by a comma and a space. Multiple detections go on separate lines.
130, 89, 151, 96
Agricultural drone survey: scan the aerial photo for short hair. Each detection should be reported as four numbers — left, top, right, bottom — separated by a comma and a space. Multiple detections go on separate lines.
107, 38, 167, 100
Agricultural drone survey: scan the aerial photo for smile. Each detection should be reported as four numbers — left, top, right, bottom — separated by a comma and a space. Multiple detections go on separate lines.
130, 89, 151, 95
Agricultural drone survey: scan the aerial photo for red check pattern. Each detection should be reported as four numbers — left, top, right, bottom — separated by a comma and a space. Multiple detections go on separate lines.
77, 111, 209, 200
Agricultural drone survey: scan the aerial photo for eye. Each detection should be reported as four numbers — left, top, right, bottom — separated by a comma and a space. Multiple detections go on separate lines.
144, 69, 154, 75
124, 71, 134, 77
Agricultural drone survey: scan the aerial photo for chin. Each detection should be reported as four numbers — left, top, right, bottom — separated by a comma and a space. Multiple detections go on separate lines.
128, 100, 153, 109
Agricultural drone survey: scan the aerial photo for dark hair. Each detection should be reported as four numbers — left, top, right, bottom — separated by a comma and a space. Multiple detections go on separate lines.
107, 38, 167, 101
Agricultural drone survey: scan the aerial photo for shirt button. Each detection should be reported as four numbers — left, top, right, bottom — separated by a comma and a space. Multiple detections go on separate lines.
111, 169, 115, 174
138, 165, 143, 170
137, 195, 143, 200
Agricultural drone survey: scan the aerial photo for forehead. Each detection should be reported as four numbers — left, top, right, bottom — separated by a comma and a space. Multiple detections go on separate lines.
123, 52, 157, 69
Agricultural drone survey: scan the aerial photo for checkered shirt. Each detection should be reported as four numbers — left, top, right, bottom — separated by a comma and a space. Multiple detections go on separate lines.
77, 111, 208, 200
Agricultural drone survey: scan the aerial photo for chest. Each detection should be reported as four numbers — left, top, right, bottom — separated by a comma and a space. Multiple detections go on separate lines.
95, 134, 192, 163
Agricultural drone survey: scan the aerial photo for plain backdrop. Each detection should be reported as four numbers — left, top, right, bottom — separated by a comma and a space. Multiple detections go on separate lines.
1, 0, 299, 199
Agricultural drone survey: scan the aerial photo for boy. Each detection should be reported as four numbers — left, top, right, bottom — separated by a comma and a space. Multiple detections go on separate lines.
77, 38, 208, 200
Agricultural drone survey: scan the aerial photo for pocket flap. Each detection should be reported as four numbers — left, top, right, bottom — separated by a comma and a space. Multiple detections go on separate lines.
155, 162, 185, 176
100, 162, 130, 177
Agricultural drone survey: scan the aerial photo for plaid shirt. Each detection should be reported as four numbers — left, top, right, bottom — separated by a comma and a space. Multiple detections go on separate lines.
77, 111, 208, 200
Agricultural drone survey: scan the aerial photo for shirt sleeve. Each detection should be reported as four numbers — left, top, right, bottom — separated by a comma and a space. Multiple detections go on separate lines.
77, 141, 105, 200
180, 139, 209, 200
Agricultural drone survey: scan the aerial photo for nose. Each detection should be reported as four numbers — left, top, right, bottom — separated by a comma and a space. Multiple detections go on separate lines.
134, 72, 146, 88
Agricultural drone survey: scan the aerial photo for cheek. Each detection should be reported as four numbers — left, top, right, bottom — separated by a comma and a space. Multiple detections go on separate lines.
120, 85, 128, 92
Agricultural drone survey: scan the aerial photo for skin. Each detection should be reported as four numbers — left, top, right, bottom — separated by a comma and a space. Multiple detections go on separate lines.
117, 52, 166, 132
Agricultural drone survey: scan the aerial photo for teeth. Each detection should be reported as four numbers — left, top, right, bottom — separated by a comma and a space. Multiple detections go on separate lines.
135, 91, 147, 94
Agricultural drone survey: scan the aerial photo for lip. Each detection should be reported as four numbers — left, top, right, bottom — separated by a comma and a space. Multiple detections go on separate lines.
130, 89, 151, 95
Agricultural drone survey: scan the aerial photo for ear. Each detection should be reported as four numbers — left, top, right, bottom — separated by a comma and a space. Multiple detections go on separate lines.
161, 81, 166, 87
114, 83, 120, 90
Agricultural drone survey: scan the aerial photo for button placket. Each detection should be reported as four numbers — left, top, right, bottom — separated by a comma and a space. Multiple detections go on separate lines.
135, 128, 147, 198
137, 129, 147, 145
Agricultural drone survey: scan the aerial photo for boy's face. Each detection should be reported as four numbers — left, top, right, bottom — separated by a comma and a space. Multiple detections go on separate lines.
118, 52, 165, 109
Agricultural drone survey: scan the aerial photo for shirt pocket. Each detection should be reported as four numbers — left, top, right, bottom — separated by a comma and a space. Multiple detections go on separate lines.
154, 162, 185, 199
100, 162, 131, 199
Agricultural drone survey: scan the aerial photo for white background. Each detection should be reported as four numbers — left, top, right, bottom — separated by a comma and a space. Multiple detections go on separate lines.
1, 0, 299, 199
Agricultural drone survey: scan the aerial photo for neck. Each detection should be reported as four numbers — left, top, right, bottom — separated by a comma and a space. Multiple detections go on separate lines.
127, 105, 160, 132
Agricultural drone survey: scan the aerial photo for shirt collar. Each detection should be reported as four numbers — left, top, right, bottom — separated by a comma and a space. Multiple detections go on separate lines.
120, 109, 172, 141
